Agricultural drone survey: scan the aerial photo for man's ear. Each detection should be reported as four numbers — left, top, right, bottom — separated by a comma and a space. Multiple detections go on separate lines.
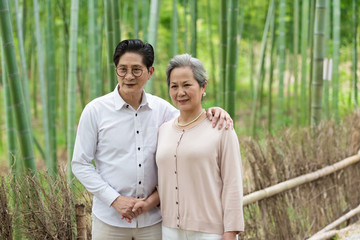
148, 66, 155, 77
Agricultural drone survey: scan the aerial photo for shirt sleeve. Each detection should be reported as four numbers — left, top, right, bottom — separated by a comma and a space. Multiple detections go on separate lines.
71, 104, 120, 206
220, 129, 245, 232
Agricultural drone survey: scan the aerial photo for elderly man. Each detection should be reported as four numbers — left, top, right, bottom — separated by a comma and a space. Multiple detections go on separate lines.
71, 39, 232, 240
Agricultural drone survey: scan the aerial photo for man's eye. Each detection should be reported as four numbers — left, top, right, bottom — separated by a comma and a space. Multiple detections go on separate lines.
133, 68, 141, 72
171, 85, 177, 88
119, 68, 127, 72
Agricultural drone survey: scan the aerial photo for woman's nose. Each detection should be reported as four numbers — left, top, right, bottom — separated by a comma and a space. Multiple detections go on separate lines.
178, 87, 185, 96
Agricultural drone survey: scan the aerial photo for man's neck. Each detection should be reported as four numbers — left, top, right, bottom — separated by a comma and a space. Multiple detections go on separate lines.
118, 89, 143, 110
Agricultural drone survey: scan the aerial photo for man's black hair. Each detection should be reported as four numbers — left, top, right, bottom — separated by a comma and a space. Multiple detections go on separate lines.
113, 39, 154, 69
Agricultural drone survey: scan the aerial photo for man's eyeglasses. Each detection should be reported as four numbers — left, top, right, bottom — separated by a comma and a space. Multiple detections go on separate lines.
116, 67, 144, 77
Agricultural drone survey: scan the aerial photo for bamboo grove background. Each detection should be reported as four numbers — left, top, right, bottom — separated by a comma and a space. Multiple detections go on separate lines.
0, 0, 359, 173
1, 0, 360, 239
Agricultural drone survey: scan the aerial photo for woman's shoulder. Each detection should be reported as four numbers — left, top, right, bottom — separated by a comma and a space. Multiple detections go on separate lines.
159, 119, 174, 131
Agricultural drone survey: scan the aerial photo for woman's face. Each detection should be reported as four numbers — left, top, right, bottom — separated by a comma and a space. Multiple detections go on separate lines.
169, 67, 206, 112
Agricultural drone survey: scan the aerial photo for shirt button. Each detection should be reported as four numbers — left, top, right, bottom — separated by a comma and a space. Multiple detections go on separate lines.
139, 164, 142, 167
138, 147, 140, 151
177, 216, 179, 219
126, 105, 129, 108
174, 154, 176, 157
175, 187, 178, 190
177, 224, 179, 227
176, 202, 178, 204
175, 171, 177, 174
135, 113, 138, 116
137, 131, 139, 134
139, 181, 142, 184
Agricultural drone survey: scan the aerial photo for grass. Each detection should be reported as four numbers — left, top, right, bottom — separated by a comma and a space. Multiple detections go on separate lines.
0, 169, 92, 239
240, 110, 360, 239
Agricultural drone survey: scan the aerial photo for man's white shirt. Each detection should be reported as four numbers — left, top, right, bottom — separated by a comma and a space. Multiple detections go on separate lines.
72, 85, 178, 228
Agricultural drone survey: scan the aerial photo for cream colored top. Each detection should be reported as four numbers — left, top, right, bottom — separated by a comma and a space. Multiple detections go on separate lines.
156, 118, 244, 235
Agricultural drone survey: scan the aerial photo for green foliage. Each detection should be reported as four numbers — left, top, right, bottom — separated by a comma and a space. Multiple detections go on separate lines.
0, 0, 359, 169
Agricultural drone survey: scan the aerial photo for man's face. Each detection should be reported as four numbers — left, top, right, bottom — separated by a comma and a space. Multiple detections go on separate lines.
116, 52, 154, 98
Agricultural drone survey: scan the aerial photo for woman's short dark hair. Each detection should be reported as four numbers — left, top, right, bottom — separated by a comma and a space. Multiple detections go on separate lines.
113, 39, 154, 69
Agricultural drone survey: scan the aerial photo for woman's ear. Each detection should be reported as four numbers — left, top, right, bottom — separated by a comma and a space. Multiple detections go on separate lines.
202, 81, 208, 91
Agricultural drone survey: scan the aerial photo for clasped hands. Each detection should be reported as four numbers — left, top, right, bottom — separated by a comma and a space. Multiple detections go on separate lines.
111, 196, 149, 223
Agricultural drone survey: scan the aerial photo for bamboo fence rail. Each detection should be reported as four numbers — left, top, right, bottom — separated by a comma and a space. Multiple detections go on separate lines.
243, 154, 360, 205
308, 203, 360, 239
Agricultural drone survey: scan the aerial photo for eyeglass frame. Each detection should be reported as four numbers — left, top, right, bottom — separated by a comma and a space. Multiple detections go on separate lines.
115, 66, 147, 78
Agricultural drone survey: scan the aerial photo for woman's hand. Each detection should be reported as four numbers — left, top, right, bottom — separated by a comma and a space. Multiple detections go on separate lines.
122, 190, 160, 223
222, 231, 237, 240
206, 107, 233, 130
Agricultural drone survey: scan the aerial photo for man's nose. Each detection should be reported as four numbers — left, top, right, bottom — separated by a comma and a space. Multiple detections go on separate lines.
124, 71, 135, 79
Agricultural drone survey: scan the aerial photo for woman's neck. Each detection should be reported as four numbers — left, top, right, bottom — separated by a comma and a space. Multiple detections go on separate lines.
177, 107, 205, 128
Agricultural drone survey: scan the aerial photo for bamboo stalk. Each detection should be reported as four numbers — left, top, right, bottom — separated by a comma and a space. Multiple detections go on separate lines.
219, 0, 227, 108
308, 203, 360, 240
67, 0, 79, 179
141, 0, 149, 41
0, 0, 36, 173
250, 0, 274, 136
190, 0, 197, 57
322, 0, 331, 119
105, 0, 116, 91
182, 0, 188, 52
46, 0, 57, 176
34, 0, 51, 168
332, 0, 340, 122
352, 0, 358, 107
224, 0, 239, 119
243, 154, 360, 205
308, 0, 316, 125
310, 0, 327, 127
300, 0, 309, 125
277, 0, 286, 122
14, 0, 30, 111
293, 0, 300, 125
267, 6, 276, 132
1, 39, 18, 174
89, 0, 97, 100
171, 0, 178, 57
206, 0, 217, 104
145, 0, 161, 93
133, 0, 139, 39
75, 204, 87, 240
113, 0, 121, 43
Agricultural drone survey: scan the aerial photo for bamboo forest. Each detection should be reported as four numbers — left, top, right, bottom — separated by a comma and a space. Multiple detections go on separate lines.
1, 0, 360, 239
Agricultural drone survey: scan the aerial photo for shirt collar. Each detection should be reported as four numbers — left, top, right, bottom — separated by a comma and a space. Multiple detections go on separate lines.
113, 84, 152, 110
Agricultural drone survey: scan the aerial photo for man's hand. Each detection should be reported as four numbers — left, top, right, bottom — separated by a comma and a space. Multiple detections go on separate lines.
111, 196, 143, 223
222, 231, 237, 240
121, 198, 152, 223
206, 107, 233, 130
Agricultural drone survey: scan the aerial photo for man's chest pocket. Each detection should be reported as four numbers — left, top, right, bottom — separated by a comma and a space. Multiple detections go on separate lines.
142, 127, 158, 155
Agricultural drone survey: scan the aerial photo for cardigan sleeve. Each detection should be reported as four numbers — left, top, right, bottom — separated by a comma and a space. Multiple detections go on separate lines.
219, 128, 245, 233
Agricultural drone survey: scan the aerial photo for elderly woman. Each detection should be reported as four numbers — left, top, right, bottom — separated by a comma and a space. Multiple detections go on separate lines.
156, 54, 244, 240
